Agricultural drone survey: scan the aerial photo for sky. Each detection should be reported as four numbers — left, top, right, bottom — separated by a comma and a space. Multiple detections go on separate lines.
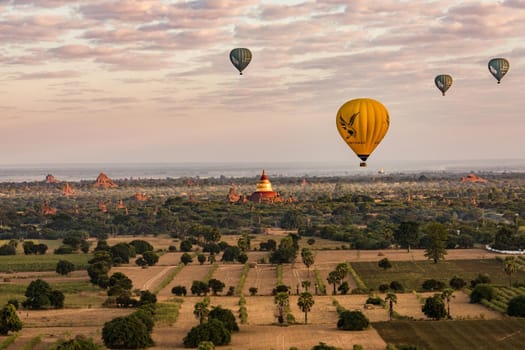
0, 0, 524, 167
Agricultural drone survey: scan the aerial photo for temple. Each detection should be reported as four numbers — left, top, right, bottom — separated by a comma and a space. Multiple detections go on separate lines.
461, 174, 487, 183
62, 183, 75, 196
247, 170, 283, 203
45, 174, 59, 183
94, 172, 118, 188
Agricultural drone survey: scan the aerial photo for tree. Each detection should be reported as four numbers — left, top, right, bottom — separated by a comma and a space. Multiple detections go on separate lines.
302, 280, 311, 292
180, 240, 193, 252
208, 279, 225, 296
102, 315, 153, 349
385, 293, 397, 320
237, 233, 251, 252
378, 258, 392, 270
503, 256, 520, 287
337, 310, 369, 330
470, 284, 496, 303
183, 319, 231, 348
449, 276, 466, 290
301, 248, 315, 277
129, 240, 154, 254
274, 292, 289, 324
191, 281, 209, 296
507, 295, 525, 317
422, 294, 447, 320
193, 299, 210, 324
197, 254, 206, 265
141, 251, 159, 266
208, 306, 239, 332
172, 285, 187, 296
56, 260, 75, 276
181, 253, 193, 265
0, 303, 22, 335
394, 221, 419, 252
297, 292, 315, 324
197, 341, 215, 350
441, 288, 455, 319
327, 270, 343, 295
422, 222, 448, 263
249, 287, 258, 296
23, 279, 52, 309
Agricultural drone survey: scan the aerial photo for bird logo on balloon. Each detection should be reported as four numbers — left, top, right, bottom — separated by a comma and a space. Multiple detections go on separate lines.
339, 112, 359, 139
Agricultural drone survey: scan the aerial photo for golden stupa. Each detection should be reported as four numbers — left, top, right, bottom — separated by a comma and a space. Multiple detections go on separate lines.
248, 170, 282, 203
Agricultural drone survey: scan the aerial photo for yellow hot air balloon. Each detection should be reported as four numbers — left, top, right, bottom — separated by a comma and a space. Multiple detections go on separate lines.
336, 98, 390, 167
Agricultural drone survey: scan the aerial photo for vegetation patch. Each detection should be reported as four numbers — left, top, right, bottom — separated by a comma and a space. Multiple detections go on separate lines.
0, 254, 91, 272
20, 336, 41, 350
155, 299, 183, 325
0, 334, 18, 350
374, 319, 525, 350
153, 263, 185, 294
236, 263, 250, 295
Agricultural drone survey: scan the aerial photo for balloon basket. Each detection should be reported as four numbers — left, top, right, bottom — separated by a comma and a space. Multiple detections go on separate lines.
360, 162, 367, 167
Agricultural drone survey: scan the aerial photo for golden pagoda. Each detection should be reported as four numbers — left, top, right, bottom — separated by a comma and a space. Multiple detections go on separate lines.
62, 183, 75, 196
247, 170, 282, 203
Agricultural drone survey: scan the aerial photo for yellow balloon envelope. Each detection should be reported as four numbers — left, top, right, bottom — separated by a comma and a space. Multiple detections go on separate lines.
336, 98, 390, 167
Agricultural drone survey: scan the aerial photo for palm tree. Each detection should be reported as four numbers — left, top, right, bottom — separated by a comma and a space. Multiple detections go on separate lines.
385, 293, 397, 320
335, 262, 350, 281
503, 256, 519, 287
193, 297, 210, 324
274, 292, 289, 324
297, 292, 315, 324
302, 280, 311, 292
327, 271, 343, 295
301, 248, 315, 277
441, 288, 455, 319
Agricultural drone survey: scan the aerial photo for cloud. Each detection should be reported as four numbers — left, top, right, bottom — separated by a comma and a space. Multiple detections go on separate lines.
13, 70, 81, 80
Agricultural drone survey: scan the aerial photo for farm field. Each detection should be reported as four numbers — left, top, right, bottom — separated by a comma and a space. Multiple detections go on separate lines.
352, 259, 525, 291
373, 319, 525, 350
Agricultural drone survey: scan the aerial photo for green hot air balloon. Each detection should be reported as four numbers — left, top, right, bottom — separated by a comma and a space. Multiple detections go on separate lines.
488, 58, 509, 84
434, 74, 453, 96
229, 48, 252, 75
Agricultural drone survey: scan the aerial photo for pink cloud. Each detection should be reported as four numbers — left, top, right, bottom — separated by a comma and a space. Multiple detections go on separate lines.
13, 70, 81, 80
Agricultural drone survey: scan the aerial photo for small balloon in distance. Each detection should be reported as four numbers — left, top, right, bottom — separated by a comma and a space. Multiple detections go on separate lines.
230, 48, 252, 75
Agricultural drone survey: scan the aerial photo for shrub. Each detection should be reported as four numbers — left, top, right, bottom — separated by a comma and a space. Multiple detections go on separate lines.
249, 287, 258, 296
449, 276, 466, 290
56, 260, 75, 276
389, 281, 404, 292
422, 294, 447, 320
421, 279, 446, 291
507, 295, 525, 317
0, 303, 22, 335
470, 273, 491, 288
311, 342, 342, 350
129, 240, 154, 254
197, 341, 215, 350
379, 284, 390, 293
54, 335, 102, 350
378, 258, 392, 270
338, 281, 350, 295
470, 284, 496, 303
183, 319, 231, 348
365, 296, 384, 306
337, 310, 369, 331
180, 240, 193, 252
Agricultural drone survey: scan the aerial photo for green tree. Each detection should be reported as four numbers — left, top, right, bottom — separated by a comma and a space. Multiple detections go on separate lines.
337, 310, 369, 330
208, 306, 239, 332
422, 294, 447, 320
23, 279, 52, 309
378, 258, 392, 270
197, 254, 206, 265
441, 288, 455, 319
274, 292, 289, 324
102, 315, 153, 349
129, 240, 154, 254
56, 260, 75, 276
181, 253, 193, 265
422, 222, 448, 263
197, 341, 215, 350
302, 280, 311, 292
0, 303, 22, 335
385, 293, 397, 320
183, 319, 231, 348
311, 343, 341, 350
142, 251, 159, 266
507, 295, 525, 317
191, 281, 209, 296
394, 221, 419, 252
503, 256, 520, 287
301, 248, 315, 277
237, 233, 251, 252
470, 284, 496, 303
208, 279, 225, 296
54, 335, 102, 350
327, 270, 343, 295
297, 292, 315, 324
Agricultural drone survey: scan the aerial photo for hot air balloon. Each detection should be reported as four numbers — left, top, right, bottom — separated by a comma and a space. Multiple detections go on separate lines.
229, 48, 252, 75
488, 58, 509, 84
336, 98, 390, 167
434, 74, 453, 96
